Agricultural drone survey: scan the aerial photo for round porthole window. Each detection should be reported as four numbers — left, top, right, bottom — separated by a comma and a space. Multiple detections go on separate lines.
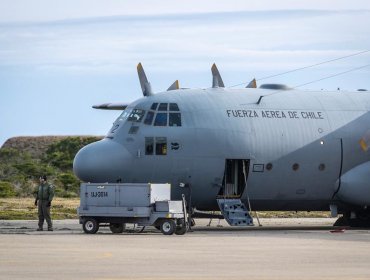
292, 163, 299, 171
319, 164, 325, 171
266, 163, 273, 171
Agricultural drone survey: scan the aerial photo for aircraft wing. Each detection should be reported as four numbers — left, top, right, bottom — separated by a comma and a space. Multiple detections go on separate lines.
92, 103, 128, 110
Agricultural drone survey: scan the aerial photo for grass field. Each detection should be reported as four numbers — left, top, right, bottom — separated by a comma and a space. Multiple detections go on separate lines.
0, 198, 331, 220
0, 198, 80, 220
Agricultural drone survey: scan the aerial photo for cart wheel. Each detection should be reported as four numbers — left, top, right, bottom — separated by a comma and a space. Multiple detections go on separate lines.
160, 219, 176, 235
175, 219, 187, 235
109, 223, 125, 234
83, 218, 99, 234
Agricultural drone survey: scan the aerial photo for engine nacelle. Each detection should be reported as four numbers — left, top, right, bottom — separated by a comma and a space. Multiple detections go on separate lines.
336, 161, 370, 206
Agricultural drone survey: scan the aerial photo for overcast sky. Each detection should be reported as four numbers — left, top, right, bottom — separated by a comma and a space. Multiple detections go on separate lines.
1, 0, 370, 146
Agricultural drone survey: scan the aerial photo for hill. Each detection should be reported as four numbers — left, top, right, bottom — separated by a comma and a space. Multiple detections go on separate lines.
0, 136, 103, 198
2, 136, 73, 158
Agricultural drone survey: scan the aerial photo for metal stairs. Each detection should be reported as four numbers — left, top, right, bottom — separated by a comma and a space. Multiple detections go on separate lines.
217, 198, 254, 226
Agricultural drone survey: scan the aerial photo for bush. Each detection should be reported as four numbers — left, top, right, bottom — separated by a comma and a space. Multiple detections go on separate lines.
13, 179, 38, 197
0, 136, 100, 198
0, 148, 20, 161
13, 161, 54, 179
45, 137, 100, 170
0, 181, 16, 197
58, 191, 79, 198
57, 172, 80, 193
14, 162, 39, 177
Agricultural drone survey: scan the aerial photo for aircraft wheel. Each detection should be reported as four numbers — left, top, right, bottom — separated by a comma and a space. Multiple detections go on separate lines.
175, 219, 187, 235
110, 223, 125, 234
336, 211, 370, 228
350, 210, 370, 227
160, 219, 176, 235
83, 218, 99, 234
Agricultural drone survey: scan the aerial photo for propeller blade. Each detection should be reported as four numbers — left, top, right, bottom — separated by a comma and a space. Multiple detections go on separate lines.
137, 63, 153, 97
211, 63, 225, 88
167, 80, 180, 91
92, 103, 128, 110
246, 78, 257, 88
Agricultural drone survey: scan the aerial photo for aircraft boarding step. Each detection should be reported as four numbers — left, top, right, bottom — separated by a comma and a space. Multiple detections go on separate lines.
216, 198, 254, 226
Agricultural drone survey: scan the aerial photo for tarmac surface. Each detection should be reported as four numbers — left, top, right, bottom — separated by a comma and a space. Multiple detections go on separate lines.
1, 218, 370, 280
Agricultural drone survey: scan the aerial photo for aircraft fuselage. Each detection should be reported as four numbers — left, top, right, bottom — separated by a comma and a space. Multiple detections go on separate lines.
73, 87, 370, 214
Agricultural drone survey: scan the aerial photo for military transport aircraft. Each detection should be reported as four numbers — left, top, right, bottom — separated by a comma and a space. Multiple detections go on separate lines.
73, 63, 370, 227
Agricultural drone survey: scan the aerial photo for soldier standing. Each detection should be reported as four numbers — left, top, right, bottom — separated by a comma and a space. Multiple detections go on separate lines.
34, 175, 54, 231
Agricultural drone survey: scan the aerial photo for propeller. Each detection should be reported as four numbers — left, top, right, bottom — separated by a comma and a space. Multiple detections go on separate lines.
93, 63, 258, 110
167, 80, 180, 91
246, 78, 257, 88
211, 63, 225, 88
92, 103, 128, 110
137, 63, 153, 97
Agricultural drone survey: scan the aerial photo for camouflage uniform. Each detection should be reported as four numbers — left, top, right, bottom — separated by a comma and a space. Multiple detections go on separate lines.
34, 182, 55, 230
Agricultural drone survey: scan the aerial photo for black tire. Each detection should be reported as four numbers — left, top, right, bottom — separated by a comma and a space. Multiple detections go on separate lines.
109, 223, 125, 234
160, 219, 176, 235
83, 218, 99, 234
175, 219, 187, 235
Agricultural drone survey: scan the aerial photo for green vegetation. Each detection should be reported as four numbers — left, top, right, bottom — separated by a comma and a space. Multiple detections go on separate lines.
45, 137, 99, 170
0, 136, 101, 198
0, 198, 80, 219
0, 198, 330, 220
0, 181, 16, 197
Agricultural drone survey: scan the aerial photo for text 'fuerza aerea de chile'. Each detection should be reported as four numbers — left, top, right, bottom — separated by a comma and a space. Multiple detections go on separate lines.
226, 110, 324, 120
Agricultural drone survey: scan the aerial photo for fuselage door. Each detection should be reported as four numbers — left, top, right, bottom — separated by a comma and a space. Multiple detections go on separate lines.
219, 159, 250, 198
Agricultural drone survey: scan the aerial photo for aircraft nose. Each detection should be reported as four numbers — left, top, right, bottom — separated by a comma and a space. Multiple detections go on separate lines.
73, 139, 131, 183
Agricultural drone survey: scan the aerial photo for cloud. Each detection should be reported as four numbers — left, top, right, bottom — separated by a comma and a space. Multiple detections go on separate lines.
1, 0, 370, 22
1, 9, 369, 77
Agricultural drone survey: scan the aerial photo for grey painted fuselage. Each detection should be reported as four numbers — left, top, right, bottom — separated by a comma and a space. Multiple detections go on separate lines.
73, 87, 370, 213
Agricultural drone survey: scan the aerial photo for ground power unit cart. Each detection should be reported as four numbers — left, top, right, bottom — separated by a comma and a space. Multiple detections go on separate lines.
78, 183, 187, 235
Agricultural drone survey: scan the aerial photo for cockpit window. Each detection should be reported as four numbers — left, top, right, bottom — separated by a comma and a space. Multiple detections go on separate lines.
151, 103, 158, 110
169, 113, 181, 127
158, 103, 168, 111
147, 103, 182, 127
128, 126, 139, 134
144, 111, 155, 125
154, 113, 167, 126
156, 137, 167, 155
145, 137, 168, 156
115, 109, 132, 123
169, 103, 180, 111
127, 109, 145, 122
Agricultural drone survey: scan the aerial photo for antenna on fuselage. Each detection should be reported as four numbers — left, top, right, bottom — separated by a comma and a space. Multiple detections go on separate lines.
137, 63, 154, 97
211, 63, 225, 88
256, 96, 264, 104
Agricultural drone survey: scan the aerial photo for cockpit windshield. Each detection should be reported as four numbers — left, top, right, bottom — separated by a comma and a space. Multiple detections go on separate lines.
144, 102, 182, 127
113, 103, 181, 129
